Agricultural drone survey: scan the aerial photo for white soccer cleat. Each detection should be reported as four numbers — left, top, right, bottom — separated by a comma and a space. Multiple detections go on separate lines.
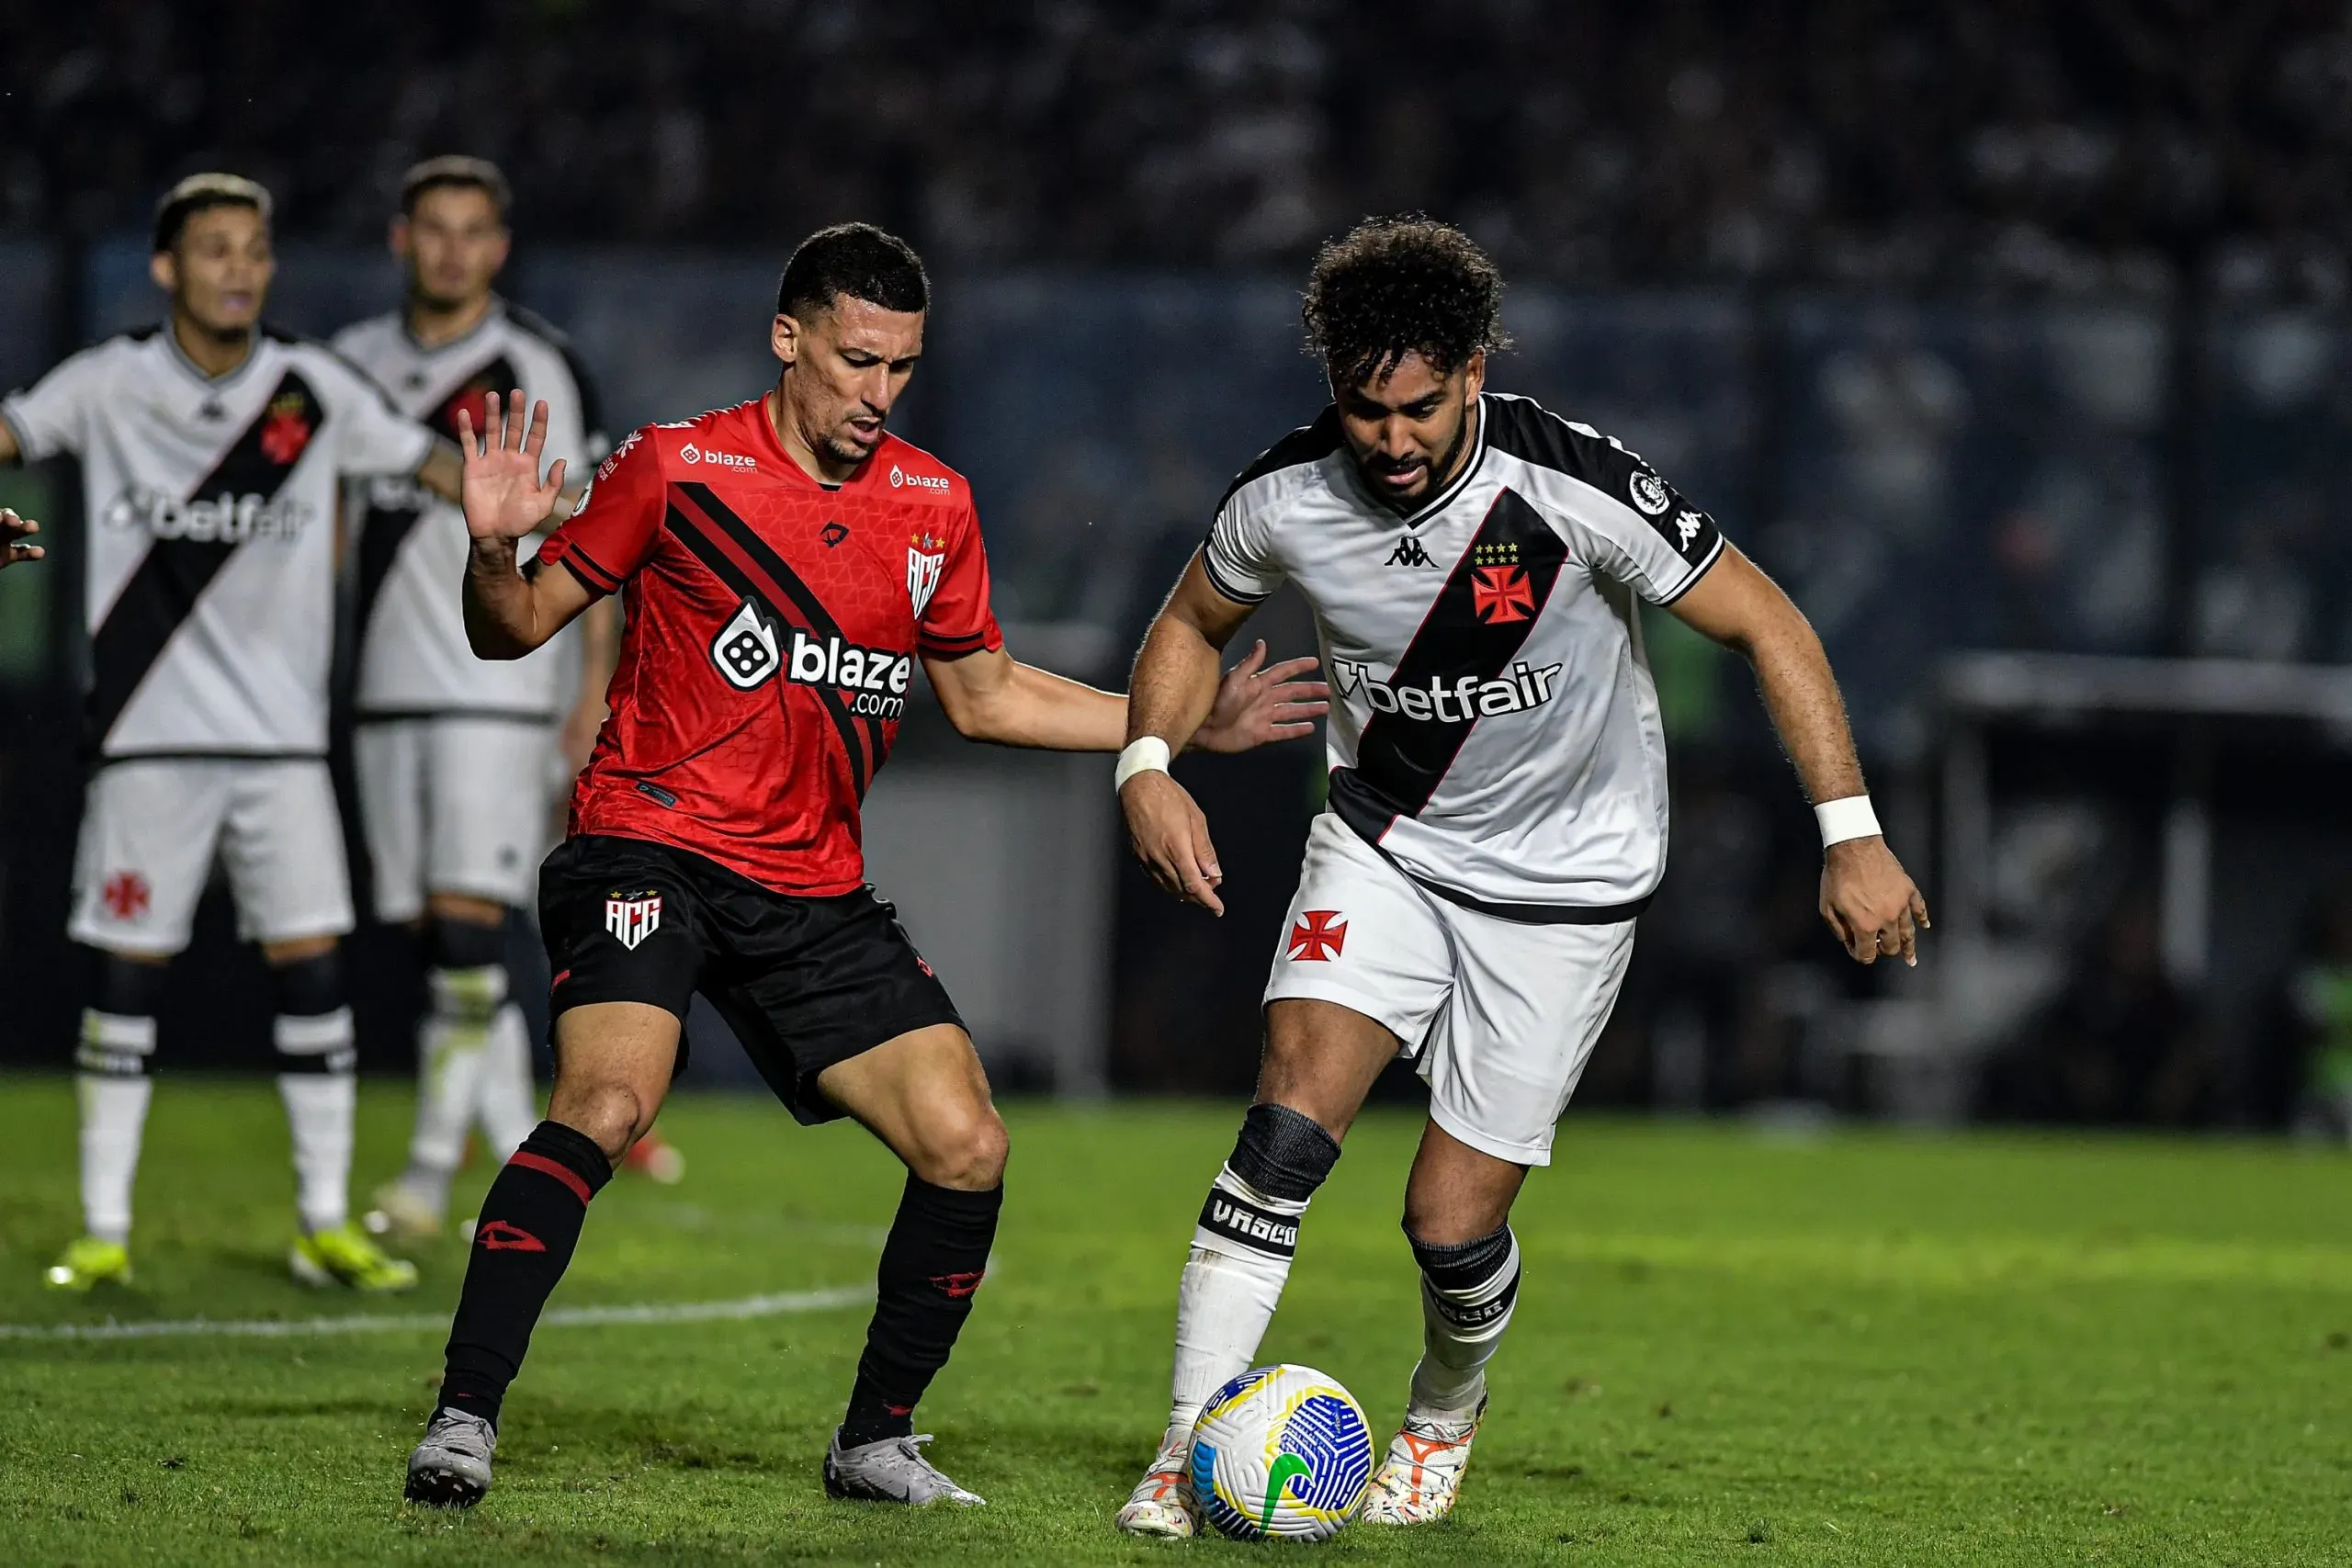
1114, 1431, 1198, 1538
405, 1406, 497, 1509
1357, 1398, 1486, 1526
822, 1429, 985, 1506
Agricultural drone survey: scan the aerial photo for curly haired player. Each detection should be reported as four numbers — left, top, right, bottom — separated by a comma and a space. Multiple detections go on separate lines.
402, 223, 1327, 1511
1114, 217, 1928, 1532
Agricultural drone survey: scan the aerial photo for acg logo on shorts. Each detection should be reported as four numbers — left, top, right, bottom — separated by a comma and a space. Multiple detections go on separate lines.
605, 890, 662, 950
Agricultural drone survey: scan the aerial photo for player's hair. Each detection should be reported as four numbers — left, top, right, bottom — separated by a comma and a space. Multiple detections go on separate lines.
1301, 216, 1510, 388
152, 173, 272, 254
400, 155, 514, 221
775, 223, 930, 319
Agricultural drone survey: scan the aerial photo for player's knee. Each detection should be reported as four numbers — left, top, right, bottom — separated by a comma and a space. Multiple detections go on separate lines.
77, 949, 169, 1077
550, 1081, 653, 1166
1400, 1187, 1512, 1248
269, 948, 356, 1072
910, 1103, 1008, 1190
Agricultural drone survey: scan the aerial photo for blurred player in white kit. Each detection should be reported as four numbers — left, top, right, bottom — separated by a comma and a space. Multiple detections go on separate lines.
2, 174, 466, 1292
334, 158, 672, 1240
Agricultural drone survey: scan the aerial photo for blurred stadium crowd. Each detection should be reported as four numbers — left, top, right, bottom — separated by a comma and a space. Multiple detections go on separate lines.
5, 1, 2350, 297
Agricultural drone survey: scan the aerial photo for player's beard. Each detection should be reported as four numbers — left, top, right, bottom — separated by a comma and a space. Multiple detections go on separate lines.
1359, 402, 1473, 512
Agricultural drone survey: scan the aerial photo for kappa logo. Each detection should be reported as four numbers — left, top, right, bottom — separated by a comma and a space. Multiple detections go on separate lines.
1674, 509, 1704, 547
907, 528, 947, 615
680, 442, 755, 471
1385, 536, 1436, 567
1627, 469, 1671, 515
605, 890, 663, 951
710, 600, 784, 690
1287, 909, 1348, 962
888, 463, 951, 495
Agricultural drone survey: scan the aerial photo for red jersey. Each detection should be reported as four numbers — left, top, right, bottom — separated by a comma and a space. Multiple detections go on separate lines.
535, 399, 1002, 896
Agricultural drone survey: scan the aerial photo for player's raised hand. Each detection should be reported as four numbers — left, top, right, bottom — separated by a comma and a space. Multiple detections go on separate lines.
0, 509, 42, 570
1121, 769, 1227, 916
1193, 640, 1330, 754
1819, 836, 1930, 966
456, 389, 568, 545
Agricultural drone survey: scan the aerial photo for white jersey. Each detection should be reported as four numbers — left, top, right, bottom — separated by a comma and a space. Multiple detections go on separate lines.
333, 301, 604, 719
1, 327, 435, 759
1204, 392, 1726, 917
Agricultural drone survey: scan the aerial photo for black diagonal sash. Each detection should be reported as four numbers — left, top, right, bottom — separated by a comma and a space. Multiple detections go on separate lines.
354, 354, 517, 642
1329, 488, 1568, 842
664, 480, 894, 798
85, 369, 326, 751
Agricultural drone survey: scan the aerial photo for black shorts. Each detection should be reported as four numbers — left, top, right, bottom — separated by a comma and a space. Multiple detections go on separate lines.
538, 833, 964, 1124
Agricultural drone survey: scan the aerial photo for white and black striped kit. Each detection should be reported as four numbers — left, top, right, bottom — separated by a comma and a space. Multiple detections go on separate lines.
334, 301, 605, 723
1, 329, 434, 759
1205, 391, 1725, 918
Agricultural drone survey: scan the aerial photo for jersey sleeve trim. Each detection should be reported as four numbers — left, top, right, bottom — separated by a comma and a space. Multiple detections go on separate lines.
918, 628, 999, 659
1650, 529, 1726, 604
1200, 541, 1273, 605
549, 540, 623, 595
0, 401, 39, 464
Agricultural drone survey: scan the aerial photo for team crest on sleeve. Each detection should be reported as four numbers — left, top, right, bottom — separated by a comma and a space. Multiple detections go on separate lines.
907, 529, 947, 616
1627, 469, 1671, 515
710, 599, 783, 689
605, 890, 662, 950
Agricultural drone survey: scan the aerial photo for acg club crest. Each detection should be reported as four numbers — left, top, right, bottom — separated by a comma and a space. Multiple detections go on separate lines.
907, 529, 947, 616
605, 890, 662, 951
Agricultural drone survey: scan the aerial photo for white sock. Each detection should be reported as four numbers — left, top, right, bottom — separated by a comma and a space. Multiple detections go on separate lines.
276, 1008, 357, 1235
1164, 1166, 1310, 1442
473, 1002, 539, 1162
1407, 1225, 1522, 1419
75, 1010, 157, 1245
402, 964, 505, 1204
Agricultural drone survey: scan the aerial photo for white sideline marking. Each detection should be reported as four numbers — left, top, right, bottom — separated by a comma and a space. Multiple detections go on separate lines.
0, 1284, 869, 1343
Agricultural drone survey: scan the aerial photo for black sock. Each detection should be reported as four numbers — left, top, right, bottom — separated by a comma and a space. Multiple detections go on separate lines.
436, 1120, 612, 1429
838, 1176, 1002, 1449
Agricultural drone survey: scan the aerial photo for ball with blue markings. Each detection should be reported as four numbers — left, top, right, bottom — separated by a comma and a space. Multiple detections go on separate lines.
1189, 1364, 1375, 1541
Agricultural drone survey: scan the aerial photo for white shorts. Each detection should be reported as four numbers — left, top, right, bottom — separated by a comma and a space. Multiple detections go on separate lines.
70, 758, 355, 956
1264, 812, 1638, 1167
354, 716, 559, 924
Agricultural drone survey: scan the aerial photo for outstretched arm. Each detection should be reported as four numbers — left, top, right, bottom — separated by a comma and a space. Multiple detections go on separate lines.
1667, 543, 1928, 964
923, 620, 1320, 752
1115, 553, 1269, 916
458, 390, 594, 659
1, 508, 40, 569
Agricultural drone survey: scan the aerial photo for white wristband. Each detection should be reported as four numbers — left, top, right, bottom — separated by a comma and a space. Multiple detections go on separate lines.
1815, 795, 1882, 848
1115, 736, 1172, 794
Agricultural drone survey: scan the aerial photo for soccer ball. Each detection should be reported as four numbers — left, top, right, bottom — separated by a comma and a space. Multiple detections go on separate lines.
1189, 1364, 1375, 1541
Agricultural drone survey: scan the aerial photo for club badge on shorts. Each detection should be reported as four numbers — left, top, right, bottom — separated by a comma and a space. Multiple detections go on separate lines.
605, 889, 663, 951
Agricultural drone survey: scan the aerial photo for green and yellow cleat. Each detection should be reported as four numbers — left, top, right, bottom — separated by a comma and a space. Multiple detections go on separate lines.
43, 1235, 132, 1292
291, 1222, 420, 1292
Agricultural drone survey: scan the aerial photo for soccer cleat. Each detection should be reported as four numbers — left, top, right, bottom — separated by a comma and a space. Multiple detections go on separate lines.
405, 1406, 497, 1508
364, 1180, 445, 1240
289, 1222, 421, 1292
623, 1130, 684, 1184
43, 1235, 132, 1292
1357, 1397, 1487, 1525
1114, 1430, 1198, 1538
822, 1428, 986, 1506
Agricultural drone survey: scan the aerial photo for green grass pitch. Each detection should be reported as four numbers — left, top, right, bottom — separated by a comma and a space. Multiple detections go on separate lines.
4, 1075, 2352, 1565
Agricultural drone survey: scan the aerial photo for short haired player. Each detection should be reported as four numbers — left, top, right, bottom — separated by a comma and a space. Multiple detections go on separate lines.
1113, 218, 1929, 1533
1, 174, 469, 1294
401, 223, 1327, 1510
332, 156, 661, 1243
